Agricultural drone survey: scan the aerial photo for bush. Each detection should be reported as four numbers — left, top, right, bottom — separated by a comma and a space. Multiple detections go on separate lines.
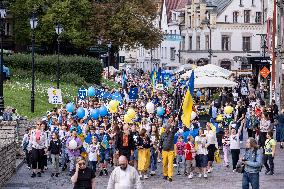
4, 54, 103, 84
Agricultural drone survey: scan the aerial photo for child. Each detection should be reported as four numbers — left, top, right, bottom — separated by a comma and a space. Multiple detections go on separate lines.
175, 135, 186, 175
98, 127, 111, 176
150, 124, 159, 176
184, 135, 196, 179
87, 136, 100, 174
264, 131, 276, 175
195, 129, 208, 178
22, 128, 32, 169
48, 132, 61, 177
137, 128, 151, 179
222, 128, 230, 167
59, 124, 69, 171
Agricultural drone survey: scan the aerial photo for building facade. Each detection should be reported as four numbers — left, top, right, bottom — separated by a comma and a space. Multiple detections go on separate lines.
180, 0, 265, 73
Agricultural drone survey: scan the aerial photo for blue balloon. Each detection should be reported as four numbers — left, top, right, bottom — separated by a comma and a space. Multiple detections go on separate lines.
91, 109, 100, 119
66, 103, 75, 113
157, 107, 165, 116
76, 107, 85, 119
99, 106, 108, 117
88, 86, 95, 97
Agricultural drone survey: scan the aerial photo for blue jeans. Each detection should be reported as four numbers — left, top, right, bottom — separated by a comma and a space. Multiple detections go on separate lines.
237, 121, 244, 141
242, 171, 259, 189
89, 161, 97, 173
150, 147, 157, 171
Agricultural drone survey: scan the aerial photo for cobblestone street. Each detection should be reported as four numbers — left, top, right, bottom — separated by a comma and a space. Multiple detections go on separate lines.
3, 145, 284, 189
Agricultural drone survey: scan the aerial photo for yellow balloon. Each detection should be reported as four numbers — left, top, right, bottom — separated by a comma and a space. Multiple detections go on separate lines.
224, 106, 234, 114
127, 108, 136, 119
210, 123, 216, 133
109, 107, 118, 113
81, 152, 88, 159
216, 115, 223, 122
109, 100, 118, 110
124, 114, 132, 123
114, 100, 120, 107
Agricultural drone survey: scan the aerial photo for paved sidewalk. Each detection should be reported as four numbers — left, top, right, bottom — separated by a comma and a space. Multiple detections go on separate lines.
3, 145, 284, 189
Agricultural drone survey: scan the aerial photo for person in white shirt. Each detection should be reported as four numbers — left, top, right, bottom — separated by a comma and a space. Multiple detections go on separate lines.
107, 155, 142, 189
204, 123, 218, 173
86, 136, 100, 173
229, 123, 244, 172
195, 129, 208, 178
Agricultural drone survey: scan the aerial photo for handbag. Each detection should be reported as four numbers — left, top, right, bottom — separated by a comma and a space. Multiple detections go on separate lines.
236, 162, 245, 173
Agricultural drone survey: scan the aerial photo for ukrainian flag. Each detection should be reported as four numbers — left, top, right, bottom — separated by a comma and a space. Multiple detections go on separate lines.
181, 70, 194, 127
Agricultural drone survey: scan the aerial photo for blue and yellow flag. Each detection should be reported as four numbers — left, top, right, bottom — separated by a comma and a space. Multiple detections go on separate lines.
181, 70, 194, 127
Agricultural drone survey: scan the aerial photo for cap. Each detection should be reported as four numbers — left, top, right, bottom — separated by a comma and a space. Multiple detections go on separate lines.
46, 111, 52, 116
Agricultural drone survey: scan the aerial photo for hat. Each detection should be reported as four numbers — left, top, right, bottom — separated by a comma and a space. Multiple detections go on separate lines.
42, 117, 47, 122
46, 111, 52, 116
231, 123, 237, 129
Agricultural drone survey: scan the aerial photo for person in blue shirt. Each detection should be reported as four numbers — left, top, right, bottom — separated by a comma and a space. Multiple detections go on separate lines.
98, 127, 111, 176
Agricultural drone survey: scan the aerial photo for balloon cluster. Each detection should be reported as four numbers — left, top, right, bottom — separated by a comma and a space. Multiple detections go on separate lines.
224, 106, 234, 115
124, 108, 136, 123
108, 100, 120, 113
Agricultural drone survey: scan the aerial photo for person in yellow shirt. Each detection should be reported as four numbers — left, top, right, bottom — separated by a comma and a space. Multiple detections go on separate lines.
264, 131, 276, 175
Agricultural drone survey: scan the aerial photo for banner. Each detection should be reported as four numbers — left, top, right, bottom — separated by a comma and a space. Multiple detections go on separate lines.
48, 88, 63, 104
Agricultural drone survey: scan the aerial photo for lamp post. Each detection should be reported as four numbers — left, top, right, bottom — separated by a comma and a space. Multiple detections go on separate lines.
30, 12, 38, 113
55, 24, 63, 89
0, 3, 6, 116
107, 42, 112, 79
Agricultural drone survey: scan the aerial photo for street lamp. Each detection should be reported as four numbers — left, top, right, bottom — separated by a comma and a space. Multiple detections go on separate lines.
55, 24, 63, 89
107, 42, 112, 79
0, 3, 6, 116
30, 12, 38, 113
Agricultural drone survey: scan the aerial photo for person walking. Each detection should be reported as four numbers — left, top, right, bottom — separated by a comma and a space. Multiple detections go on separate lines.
29, 121, 48, 178
230, 123, 244, 172
48, 132, 61, 177
263, 131, 276, 175
276, 109, 284, 148
107, 155, 142, 189
242, 138, 263, 189
159, 116, 179, 182
259, 113, 271, 149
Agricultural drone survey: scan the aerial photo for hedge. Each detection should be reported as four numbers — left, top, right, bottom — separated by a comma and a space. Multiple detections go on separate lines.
4, 54, 103, 84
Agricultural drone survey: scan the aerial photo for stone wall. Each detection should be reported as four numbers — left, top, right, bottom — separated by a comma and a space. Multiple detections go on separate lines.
0, 121, 17, 187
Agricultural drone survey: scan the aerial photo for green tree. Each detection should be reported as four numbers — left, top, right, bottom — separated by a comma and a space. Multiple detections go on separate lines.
89, 0, 163, 61
9, 0, 92, 51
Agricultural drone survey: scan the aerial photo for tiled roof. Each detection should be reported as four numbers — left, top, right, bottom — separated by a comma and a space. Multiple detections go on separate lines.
207, 0, 233, 15
176, 0, 192, 10
165, 0, 181, 21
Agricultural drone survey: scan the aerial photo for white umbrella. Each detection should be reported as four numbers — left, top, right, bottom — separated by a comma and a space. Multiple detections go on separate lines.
194, 76, 237, 88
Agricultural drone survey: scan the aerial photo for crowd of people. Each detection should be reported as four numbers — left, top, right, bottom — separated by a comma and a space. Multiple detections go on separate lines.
20, 70, 284, 189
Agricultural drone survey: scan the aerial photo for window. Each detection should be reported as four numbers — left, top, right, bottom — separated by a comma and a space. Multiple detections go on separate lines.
181, 36, 185, 50
188, 36, 192, 50
170, 30, 172, 34
165, 30, 167, 34
233, 12, 238, 23
165, 47, 167, 59
205, 35, 209, 50
252, 0, 254, 6
170, 48, 175, 60
244, 10, 250, 23
189, 16, 192, 28
196, 36, 200, 50
222, 35, 231, 51
173, 13, 177, 21
239, 0, 243, 6
174, 30, 176, 35
4, 22, 10, 36
161, 47, 163, 59
243, 37, 251, 51
225, 15, 228, 23
255, 12, 262, 23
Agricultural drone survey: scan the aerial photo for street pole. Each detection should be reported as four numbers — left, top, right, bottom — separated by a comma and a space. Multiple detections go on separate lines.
107, 43, 111, 79
31, 14, 35, 113
275, 0, 283, 108
0, 11, 4, 116
150, 49, 153, 72
209, 26, 212, 64
57, 36, 60, 89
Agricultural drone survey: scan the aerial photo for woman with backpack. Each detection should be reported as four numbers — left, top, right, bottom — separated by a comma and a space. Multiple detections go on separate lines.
242, 138, 263, 189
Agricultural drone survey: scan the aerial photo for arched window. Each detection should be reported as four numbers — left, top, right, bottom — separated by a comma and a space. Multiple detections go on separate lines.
196, 58, 209, 66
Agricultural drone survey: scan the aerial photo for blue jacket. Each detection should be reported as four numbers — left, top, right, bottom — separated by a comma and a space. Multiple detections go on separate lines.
243, 148, 263, 173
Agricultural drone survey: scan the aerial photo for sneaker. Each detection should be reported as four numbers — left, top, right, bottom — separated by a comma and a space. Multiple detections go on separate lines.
150, 171, 156, 176
55, 173, 59, 177
27, 166, 31, 170
144, 175, 149, 179
31, 172, 36, 178
41, 170, 44, 173
188, 173, 193, 179
104, 169, 108, 176
44, 166, 48, 170
173, 164, 177, 167
139, 174, 143, 179
168, 177, 173, 182
265, 170, 271, 175
158, 159, 161, 163
99, 170, 104, 176
51, 173, 55, 177
198, 173, 202, 178
233, 169, 236, 173
267, 171, 274, 175
177, 171, 181, 175
204, 174, 208, 178
163, 176, 168, 180
37, 172, 41, 177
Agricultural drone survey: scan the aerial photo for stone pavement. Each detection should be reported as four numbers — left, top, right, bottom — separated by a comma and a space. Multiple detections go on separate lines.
3, 145, 284, 189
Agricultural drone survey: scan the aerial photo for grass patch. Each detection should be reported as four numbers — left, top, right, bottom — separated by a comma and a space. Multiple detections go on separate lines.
4, 77, 78, 119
